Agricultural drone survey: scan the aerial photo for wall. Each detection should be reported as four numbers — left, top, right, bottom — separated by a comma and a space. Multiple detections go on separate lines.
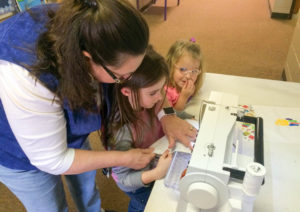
284, 14, 300, 82
269, 0, 294, 13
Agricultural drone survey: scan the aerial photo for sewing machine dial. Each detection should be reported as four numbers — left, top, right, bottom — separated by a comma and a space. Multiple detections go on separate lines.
186, 182, 218, 209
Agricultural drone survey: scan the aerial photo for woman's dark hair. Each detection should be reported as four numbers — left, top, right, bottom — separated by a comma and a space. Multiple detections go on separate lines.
102, 45, 169, 148
31, 0, 149, 110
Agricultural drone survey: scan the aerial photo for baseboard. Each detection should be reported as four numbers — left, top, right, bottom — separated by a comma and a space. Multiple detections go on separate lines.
271, 12, 293, 19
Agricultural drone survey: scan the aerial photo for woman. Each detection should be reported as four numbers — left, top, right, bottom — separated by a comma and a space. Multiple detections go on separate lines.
0, 0, 197, 211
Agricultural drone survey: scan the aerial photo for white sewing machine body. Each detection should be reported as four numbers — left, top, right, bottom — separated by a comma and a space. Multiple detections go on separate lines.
175, 91, 265, 212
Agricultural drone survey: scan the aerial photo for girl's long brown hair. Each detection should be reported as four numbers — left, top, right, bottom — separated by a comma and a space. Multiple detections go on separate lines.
102, 46, 169, 149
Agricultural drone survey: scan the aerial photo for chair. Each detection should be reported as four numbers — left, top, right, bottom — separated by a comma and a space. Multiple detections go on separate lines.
136, 0, 180, 21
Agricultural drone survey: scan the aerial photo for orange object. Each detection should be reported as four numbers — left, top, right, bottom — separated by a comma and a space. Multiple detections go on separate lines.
180, 168, 187, 178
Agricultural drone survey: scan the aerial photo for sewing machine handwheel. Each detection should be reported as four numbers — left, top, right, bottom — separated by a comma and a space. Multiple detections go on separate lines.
187, 182, 218, 209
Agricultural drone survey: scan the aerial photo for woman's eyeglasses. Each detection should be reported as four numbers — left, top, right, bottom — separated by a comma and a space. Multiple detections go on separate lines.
101, 63, 133, 84
174, 65, 201, 76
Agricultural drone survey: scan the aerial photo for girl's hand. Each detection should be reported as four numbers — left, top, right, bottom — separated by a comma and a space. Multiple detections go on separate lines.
140, 150, 172, 184
124, 148, 155, 169
181, 79, 195, 98
153, 150, 173, 179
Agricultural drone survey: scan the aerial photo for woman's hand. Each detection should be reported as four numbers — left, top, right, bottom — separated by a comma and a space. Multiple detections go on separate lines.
123, 148, 155, 170
161, 115, 197, 149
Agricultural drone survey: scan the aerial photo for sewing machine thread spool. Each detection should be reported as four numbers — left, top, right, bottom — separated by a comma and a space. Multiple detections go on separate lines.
242, 162, 266, 196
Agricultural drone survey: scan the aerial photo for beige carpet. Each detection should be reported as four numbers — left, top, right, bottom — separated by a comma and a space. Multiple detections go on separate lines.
146, 0, 297, 80
0, 0, 297, 211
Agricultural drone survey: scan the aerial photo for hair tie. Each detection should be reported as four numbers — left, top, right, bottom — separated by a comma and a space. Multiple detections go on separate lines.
189, 37, 196, 43
83, 0, 98, 9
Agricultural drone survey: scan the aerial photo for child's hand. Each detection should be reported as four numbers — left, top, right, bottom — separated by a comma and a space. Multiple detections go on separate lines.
181, 79, 195, 98
154, 150, 173, 179
140, 150, 173, 184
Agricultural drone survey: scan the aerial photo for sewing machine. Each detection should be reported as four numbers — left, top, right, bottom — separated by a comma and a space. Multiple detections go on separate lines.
164, 91, 265, 212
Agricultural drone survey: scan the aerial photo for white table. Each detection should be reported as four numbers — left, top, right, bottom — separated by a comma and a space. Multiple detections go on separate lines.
145, 73, 300, 212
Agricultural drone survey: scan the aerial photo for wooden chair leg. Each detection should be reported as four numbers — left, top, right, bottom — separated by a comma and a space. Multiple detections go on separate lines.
164, 0, 167, 20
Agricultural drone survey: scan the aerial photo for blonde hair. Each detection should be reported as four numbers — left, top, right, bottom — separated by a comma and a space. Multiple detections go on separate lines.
166, 39, 204, 95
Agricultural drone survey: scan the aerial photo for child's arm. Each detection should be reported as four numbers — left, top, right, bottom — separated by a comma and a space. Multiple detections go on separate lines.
112, 144, 154, 190
174, 95, 190, 111
141, 150, 172, 184
111, 126, 155, 191
174, 79, 195, 111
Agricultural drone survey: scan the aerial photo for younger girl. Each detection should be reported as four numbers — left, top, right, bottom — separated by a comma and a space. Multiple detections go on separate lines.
102, 46, 172, 212
165, 39, 204, 111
